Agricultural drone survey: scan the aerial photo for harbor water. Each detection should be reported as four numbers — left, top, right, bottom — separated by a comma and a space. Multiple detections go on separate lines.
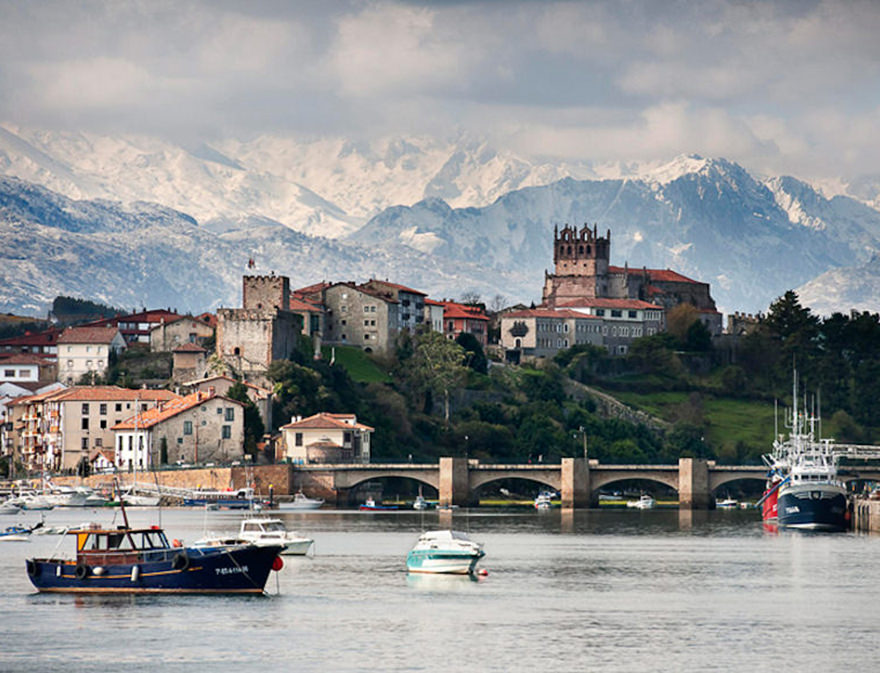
2, 506, 879, 672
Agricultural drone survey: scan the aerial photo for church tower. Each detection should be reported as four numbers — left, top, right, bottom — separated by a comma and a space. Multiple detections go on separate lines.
542, 224, 611, 306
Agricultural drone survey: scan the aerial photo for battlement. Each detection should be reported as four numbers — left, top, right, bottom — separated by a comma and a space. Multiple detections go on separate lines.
242, 274, 290, 312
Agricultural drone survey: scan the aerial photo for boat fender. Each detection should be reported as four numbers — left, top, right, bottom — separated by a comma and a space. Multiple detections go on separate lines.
131, 565, 140, 582
172, 539, 182, 548
272, 556, 284, 572
26, 559, 40, 578
92, 566, 105, 576
75, 563, 91, 580
478, 568, 488, 576
172, 552, 190, 571
56, 565, 62, 577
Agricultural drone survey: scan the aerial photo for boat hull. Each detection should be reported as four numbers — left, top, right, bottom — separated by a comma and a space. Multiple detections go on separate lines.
406, 549, 484, 575
26, 544, 283, 594
761, 488, 779, 521
777, 484, 848, 531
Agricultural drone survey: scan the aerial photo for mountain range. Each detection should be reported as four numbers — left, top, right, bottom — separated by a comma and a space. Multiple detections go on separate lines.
1, 124, 879, 318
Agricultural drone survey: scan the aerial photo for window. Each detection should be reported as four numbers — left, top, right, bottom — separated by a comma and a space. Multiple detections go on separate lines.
364, 334, 370, 340
81, 417, 89, 430
222, 425, 231, 439
628, 310, 637, 319
100, 420, 107, 429
177, 437, 183, 445
217, 407, 222, 414
183, 421, 193, 435
370, 320, 375, 326
295, 432, 303, 446
611, 309, 622, 318
364, 320, 370, 326
81, 437, 88, 449
225, 408, 234, 421
95, 438, 102, 447
81, 403, 89, 415
100, 404, 107, 415
595, 309, 605, 317
115, 403, 122, 412
364, 306, 369, 312
3, 369, 13, 378
370, 306, 376, 312
67, 360, 73, 369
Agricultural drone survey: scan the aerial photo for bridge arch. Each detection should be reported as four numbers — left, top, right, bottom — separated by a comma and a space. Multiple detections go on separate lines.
470, 473, 561, 494
590, 472, 679, 494
709, 473, 766, 493
335, 470, 439, 491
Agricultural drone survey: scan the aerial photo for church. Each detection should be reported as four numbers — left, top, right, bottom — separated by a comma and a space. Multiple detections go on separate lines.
541, 224, 722, 334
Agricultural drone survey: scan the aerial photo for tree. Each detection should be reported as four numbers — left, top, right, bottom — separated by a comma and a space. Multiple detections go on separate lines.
408, 331, 467, 426
226, 381, 265, 458
665, 303, 700, 342
455, 332, 488, 374
459, 291, 482, 306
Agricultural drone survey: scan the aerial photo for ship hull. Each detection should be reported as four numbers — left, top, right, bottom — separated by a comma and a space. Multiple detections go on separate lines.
761, 488, 778, 522
777, 484, 848, 531
27, 544, 283, 594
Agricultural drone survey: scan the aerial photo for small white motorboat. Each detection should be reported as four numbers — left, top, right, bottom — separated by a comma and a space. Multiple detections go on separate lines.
413, 495, 430, 510
277, 490, 324, 510
406, 530, 485, 575
716, 497, 738, 509
534, 493, 552, 510
627, 494, 656, 509
0, 499, 21, 515
238, 517, 314, 555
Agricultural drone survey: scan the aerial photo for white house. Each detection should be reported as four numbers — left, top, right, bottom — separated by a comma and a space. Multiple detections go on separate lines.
56, 326, 126, 385
279, 412, 373, 465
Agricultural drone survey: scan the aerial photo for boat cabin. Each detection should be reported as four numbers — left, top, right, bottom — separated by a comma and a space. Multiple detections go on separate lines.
72, 524, 171, 565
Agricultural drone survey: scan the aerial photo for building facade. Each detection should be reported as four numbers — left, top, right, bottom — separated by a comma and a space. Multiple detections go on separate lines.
279, 412, 373, 464
441, 301, 490, 347
56, 326, 127, 386
149, 315, 215, 352
322, 283, 399, 355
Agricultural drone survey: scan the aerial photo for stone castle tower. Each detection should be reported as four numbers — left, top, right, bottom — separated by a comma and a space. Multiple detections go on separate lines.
242, 275, 290, 312
542, 224, 611, 306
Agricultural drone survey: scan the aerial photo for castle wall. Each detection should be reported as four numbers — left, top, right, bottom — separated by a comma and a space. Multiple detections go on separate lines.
243, 275, 290, 311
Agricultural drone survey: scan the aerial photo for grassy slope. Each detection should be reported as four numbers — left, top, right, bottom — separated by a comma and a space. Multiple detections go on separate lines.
322, 345, 392, 384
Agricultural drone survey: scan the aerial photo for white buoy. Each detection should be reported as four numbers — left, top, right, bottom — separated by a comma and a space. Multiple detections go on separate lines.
131, 565, 140, 582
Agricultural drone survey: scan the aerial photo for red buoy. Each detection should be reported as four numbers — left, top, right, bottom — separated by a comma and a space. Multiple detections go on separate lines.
478, 568, 488, 576
272, 556, 284, 572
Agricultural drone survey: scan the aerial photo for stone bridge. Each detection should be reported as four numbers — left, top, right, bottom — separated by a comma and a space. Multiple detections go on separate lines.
292, 458, 812, 509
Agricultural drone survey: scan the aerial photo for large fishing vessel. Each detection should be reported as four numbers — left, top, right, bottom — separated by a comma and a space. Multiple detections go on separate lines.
762, 377, 848, 532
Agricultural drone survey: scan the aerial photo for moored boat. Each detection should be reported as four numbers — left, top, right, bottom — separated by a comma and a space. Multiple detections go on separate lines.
359, 497, 398, 511
627, 494, 655, 509
26, 522, 284, 593
715, 497, 738, 509
406, 530, 485, 575
277, 490, 324, 511
238, 517, 314, 555
534, 492, 552, 510
183, 487, 259, 510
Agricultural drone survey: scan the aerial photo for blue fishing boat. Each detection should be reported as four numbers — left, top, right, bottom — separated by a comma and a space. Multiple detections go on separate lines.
359, 497, 398, 511
25, 522, 284, 594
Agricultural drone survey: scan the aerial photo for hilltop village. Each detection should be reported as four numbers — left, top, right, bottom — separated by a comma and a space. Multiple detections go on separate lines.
0, 224, 781, 477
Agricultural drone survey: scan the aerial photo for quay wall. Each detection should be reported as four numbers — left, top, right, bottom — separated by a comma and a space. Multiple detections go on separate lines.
852, 497, 880, 532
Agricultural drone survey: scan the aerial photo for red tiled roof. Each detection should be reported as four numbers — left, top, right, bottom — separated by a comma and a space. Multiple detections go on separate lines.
280, 412, 374, 432
505, 309, 600, 319
87, 309, 181, 327
57, 326, 122, 345
556, 298, 663, 310
294, 282, 331, 296
608, 266, 700, 284
288, 297, 322, 313
367, 279, 427, 296
196, 312, 217, 327
50, 386, 179, 403
442, 302, 488, 321
90, 448, 115, 464
0, 327, 63, 347
112, 389, 242, 430
424, 298, 444, 306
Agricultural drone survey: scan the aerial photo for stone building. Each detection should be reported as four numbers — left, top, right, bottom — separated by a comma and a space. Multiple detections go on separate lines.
322, 282, 399, 355
542, 224, 721, 334
216, 275, 303, 382
149, 315, 215, 352
56, 326, 127, 385
360, 279, 428, 333
171, 343, 208, 383
112, 389, 245, 468
500, 308, 603, 362
181, 374, 273, 431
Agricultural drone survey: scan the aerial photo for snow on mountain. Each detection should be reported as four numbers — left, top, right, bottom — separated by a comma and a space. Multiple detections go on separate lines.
797, 254, 880, 316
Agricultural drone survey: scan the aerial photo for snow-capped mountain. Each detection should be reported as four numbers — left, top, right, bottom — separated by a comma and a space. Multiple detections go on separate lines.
2, 120, 880, 318
797, 254, 880, 316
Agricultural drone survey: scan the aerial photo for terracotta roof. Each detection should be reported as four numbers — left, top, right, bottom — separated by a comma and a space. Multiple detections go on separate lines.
608, 266, 701, 284
556, 298, 663, 311
196, 312, 217, 327
57, 326, 122, 345
0, 327, 63, 347
424, 298, 445, 306
112, 389, 243, 430
90, 449, 116, 464
49, 386, 179, 403
294, 282, 331, 296
180, 374, 272, 396
280, 412, 374, 432
504, 309, 600, 320
442, 302, 489, 321
87, 309, 181, 327
288, 297, 322, 313
172, 343, 207, 353
149, 315, 215, 331
366, 279, 427, 296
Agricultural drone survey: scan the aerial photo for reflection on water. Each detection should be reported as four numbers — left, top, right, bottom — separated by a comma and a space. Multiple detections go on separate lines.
2, 506, 880, 673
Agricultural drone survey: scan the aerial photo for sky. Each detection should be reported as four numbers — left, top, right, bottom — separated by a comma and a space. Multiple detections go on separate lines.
1, 0, 879, 184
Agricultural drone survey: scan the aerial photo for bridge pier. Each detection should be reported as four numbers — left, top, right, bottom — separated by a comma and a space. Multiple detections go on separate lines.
561, 457, 590, 508
679, 458, 711, 509
439, 457, 470, 507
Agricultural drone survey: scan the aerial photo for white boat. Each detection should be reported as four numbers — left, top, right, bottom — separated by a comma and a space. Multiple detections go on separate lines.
716, 497, 738, 509
534, 493, 552, 510
413, 495, 429, 510
627, 494, 655, 509
238, 517, 314, 555
0, 499, 21, 515
120, 487, 161, 507
406, 530, 485, 575
277, 490, 324, 510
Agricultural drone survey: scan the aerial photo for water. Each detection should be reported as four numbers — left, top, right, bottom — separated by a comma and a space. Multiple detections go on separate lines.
2, 506, 879, 672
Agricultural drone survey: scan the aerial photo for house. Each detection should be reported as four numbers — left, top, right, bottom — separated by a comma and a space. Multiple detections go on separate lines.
424, 299, 445, 333
0, 381, 65, 469
181, 374, 273, 430
56, 326, 127, 385
360, 279, 428, 333
0, 327, 63, 359
171, 343, 209, 383
0, 353, 57, 386
288, 295, 324, 338
500, 308, 603, 362
279, 412, 373, 464
322, 282, 400, 355
86, 309, 182, 345
557, 298, 666, 355
441, 301, 489, 347
149, 315, 215, 352
112, 389, 246, 469
90, 448, 116, 474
